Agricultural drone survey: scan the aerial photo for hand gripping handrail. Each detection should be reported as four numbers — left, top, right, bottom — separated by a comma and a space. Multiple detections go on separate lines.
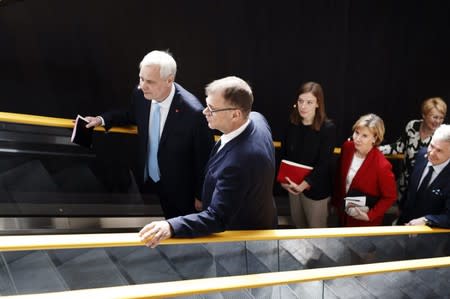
0, 226, 448, 252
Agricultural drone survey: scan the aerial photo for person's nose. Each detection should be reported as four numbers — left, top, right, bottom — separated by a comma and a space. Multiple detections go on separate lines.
139, 80, 148, 91
202, 107, 210, 116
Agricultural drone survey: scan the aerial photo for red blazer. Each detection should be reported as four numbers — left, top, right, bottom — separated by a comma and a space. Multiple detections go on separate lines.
332, 140, 397, 226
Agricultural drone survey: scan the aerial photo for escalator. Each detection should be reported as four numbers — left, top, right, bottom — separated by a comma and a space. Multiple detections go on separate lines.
0, 119, 160, 233
0, 116, 448, 298
0, 233, 449, 297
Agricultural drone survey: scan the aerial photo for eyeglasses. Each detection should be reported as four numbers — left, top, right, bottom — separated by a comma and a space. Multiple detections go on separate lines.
204, 105, 238, 116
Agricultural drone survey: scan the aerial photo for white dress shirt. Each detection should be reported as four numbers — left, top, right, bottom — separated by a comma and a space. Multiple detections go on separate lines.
150, 84, 175, 137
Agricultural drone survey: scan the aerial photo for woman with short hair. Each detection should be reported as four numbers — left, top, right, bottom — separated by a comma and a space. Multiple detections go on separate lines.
332, 114, 397, 226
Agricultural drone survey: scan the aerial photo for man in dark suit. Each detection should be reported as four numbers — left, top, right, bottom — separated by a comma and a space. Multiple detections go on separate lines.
139, 76, 278, 247
398, 124, 450, 228
85, 50, 213, 218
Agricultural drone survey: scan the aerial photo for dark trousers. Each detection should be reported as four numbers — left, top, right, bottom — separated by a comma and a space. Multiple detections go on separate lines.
141, 179, 196, 219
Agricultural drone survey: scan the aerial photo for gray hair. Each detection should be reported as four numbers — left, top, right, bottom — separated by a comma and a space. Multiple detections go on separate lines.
432, 124, 450, 143
139, 50, 177, 79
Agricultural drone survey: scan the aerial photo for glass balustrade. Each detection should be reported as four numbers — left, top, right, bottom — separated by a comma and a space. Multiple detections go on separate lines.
0, 233, 448, 297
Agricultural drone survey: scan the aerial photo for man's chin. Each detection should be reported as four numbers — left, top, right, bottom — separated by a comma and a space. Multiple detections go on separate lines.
143, 93, 153, 100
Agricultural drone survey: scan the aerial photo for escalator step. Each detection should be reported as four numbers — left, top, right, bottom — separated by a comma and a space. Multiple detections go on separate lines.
4, 251, 67, 294
55, 248, 127, 290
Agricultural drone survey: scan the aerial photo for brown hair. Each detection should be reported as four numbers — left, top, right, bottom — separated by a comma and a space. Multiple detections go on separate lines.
289, 81, 328, 131
205, 76, 253, 117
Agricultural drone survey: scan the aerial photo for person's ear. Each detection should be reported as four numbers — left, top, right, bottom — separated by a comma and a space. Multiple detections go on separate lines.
232, 109, 242, 119
167, 75, 175, 85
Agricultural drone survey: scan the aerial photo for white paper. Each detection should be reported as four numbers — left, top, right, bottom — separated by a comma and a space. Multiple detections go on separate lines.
344, 196, 366, 207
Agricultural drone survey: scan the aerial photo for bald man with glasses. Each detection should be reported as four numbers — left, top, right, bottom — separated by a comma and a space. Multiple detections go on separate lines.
140, 76, 278, 247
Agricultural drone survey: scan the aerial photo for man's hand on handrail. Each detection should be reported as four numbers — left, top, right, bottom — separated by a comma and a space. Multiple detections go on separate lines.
84, 116, 103, 128
139, 220, 173, 248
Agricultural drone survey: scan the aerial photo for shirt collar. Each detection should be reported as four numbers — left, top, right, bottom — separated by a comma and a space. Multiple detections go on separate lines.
427, 158, 450, 176
219, 119, 251, 149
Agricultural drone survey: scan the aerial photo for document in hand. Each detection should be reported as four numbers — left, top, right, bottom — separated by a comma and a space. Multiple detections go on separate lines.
276, 159, 313, 185
345, 189, 378, 208
344, 196, 369, 213
344, 196, 366, 208
71, 115, 94, 148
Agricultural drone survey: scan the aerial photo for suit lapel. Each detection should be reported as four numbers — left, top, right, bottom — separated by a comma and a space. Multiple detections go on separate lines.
350, 149, 373, 188
159, 86, 183, 146
206, 120, 254, 169
411, 154, 428, 191
429, 161, 450, 189
341, 142, 355, 187
140, 90, 151, 145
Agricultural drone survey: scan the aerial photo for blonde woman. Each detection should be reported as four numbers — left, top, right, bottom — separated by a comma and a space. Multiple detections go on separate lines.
333, 114, 397, 226
380, 97, 447, 197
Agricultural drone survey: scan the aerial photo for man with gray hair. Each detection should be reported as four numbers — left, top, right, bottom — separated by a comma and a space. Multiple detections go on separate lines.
85, 50, 213, 218
139, 76, 278, 247
398, 124, 450, 228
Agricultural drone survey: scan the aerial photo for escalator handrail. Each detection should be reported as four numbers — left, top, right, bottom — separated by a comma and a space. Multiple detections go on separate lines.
3, 256, 450, 299
0, 111, 405, 158
0, 111, 137, 134
0, 226, 448, 252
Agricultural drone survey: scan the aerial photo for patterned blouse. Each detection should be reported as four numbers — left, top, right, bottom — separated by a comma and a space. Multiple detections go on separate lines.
379, 119, 432, 196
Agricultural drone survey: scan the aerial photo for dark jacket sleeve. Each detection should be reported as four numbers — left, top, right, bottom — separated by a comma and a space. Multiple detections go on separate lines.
101, 88, 139, 130
424, 181, 450, 228
168, 163, 249, 237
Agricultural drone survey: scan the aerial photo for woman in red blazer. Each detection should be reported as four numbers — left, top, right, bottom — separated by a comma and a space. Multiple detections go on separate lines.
332, 114, 397, 226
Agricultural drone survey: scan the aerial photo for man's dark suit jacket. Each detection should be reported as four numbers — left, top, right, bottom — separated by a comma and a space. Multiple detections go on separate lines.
168, 112, 278, 237
101, 83, 213, 217
398, 147, 450, 228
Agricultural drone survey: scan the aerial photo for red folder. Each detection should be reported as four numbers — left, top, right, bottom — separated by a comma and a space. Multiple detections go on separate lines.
276, 160, 313, 184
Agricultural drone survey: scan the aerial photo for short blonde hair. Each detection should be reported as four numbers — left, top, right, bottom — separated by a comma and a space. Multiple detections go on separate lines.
421, 97, 447, 117
352, 113, 385, 146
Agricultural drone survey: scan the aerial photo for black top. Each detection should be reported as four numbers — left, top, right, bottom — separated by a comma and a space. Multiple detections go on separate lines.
281, 120, 336, 200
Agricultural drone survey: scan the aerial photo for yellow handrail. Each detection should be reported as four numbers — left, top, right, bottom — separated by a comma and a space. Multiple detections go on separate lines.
0, 112, 406, 158
0, 111, 137, 134
4, 256, 450, 299
0, 226, 448, 252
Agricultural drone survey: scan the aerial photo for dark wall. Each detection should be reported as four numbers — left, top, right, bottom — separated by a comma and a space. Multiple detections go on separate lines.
1, 0, 449, 145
